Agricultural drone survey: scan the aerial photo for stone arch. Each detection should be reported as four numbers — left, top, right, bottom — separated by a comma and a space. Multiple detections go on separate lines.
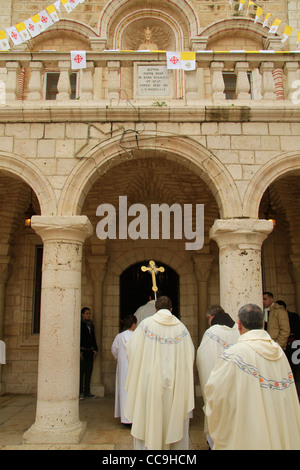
97, 0, 200, 49
201, 17, 270, 50
0, 151, 56, 216
59, 134, 242, 219
31, 19, 97, 51
243, 152, 300, 218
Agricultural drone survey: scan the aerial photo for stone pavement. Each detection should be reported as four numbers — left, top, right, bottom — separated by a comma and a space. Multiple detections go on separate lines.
0, 394, 208, 451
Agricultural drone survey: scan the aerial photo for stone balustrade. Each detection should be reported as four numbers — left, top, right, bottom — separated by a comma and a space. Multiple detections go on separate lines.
0, 50, 300, 105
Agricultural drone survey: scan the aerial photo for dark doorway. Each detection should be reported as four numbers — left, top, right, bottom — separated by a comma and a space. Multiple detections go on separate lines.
120, 260, 179, 329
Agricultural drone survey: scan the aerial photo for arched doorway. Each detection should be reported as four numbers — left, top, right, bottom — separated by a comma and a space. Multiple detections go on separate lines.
120, 260, 180, 327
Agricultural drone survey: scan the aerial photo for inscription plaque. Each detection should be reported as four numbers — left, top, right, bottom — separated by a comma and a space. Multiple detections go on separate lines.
136, 64, 170, 98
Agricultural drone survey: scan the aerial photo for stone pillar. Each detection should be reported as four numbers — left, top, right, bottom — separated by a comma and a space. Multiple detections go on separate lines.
87, 255, 108, 397
260, 62, 276, 100
235, 61, 251, 100
27, 61, 44, 101
284, 62, 299, 101
210, 219, 273, 321
5, 61, 21, 101
107, 61, 120, 101
193, 254, 214, 343
23, 216, 93, 444
211, 61, 225, 100
57, 61, 71, 101
0, 256, 10, 395
80, 61, 94, 101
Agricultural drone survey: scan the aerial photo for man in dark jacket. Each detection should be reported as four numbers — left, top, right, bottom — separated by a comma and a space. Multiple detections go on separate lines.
80, 307, 98, 399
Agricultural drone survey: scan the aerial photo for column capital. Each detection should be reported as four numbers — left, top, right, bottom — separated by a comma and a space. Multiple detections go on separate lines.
87, 255, 109, 283
31, 215, 93, 244
192, 254, 214, 282
210, 218, 273, 249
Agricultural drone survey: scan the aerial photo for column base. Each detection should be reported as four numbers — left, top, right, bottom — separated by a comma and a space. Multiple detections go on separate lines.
23, 420, 87, 445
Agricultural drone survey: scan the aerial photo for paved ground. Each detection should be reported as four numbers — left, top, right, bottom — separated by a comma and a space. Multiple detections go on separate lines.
0, 394, 208, 451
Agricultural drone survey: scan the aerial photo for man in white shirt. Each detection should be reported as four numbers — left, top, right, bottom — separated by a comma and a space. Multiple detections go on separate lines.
134, 291, 156, 324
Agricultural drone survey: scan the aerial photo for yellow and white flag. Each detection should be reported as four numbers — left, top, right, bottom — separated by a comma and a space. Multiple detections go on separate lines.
24, 15, 43, 38
0, 30, 10, 50
269, 19, 281, 34
60, 0, 73, 13
238, 0, 247, 11
46, 4, 60, 22
180, 52, 196, 71
15, 22, 31, 42
254, 6, 263, 24
281, 25, 293, 43
6, 26, 23, 45
263, 13, 271, 28
297, 31, 300, 48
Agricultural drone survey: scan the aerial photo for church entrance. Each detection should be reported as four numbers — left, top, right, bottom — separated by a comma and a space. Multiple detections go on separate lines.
120, 260, 179, 328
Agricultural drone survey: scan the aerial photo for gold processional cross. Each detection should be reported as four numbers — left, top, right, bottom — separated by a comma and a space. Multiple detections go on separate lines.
141, 260, 165, 300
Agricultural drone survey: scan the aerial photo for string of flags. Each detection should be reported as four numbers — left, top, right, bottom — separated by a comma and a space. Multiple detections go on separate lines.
233, 0, 298, 46
0, 0, 86, 51
1, 0, 300, 57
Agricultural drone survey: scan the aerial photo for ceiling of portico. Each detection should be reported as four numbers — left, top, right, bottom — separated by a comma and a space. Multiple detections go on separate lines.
81, 156, 219, 243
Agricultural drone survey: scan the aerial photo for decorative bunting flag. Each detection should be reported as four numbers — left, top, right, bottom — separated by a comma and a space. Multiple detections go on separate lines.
180, 52, 196, 71
15, 22, 31, 42
71, 50, 87, 69
46, 4, 60, 22
0, 30, 10, 51
38, 10, 54, 30
297, 32, 300, 48
254, 6, 263, 24
24, 18, 41, 38
263, 13, 271, 28
60, 0, 73, 13
238, 0, 247, 11
282, 25, 293, 43
69, 0, 81, 9
6, 26, 23, 45
269, 19, 281, 34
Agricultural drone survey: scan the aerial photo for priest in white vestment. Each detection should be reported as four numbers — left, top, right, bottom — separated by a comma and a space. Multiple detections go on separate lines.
196, 306, 240, 446
204, 304, 300, 450
125, 296, 195, 450
111, 314, 137, 424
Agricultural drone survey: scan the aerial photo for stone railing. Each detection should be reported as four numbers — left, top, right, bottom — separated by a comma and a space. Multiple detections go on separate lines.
0, 51, 300, 106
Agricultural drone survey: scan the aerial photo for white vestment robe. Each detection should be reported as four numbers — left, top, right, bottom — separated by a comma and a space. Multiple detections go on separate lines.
125, 309, 195, 450
111, 329, 134, 424
196, 323, 240, 438
204, 329, 300, 450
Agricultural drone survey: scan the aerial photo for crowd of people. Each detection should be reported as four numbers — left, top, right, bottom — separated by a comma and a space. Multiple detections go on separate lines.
80, 290, 300, 450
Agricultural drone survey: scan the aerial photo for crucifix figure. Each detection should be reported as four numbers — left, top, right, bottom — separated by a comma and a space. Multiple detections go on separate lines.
141, 260, 165, 300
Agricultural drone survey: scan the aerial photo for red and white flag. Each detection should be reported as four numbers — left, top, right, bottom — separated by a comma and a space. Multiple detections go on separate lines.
38, 10, 54, 30
6, 26, 23, 45
166, 52, 181, 69
71, 50, 87, 69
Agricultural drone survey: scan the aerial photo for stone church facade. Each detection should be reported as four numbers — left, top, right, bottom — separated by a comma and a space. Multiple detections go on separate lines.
0, 0, 300, 443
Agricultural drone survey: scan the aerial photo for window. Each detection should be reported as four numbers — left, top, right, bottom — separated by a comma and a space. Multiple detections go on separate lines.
32, 245, 43, 334
45, 72, 78, 100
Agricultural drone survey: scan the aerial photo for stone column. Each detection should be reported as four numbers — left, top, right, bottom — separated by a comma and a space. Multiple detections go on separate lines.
260, 62, 276, 100
210, 219, 273, 321
235, 61, 251, 100
193, 254, 214, 343
5, 61, 21, 101
57, 61, 71, 101
107, 61, 120, 101
87, 255, 108, 397
211, 61, 225, 100
23, 216, 93, 444
27, 61, 44, 101
0, 256, 10, 395
80, 61, 94, 101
